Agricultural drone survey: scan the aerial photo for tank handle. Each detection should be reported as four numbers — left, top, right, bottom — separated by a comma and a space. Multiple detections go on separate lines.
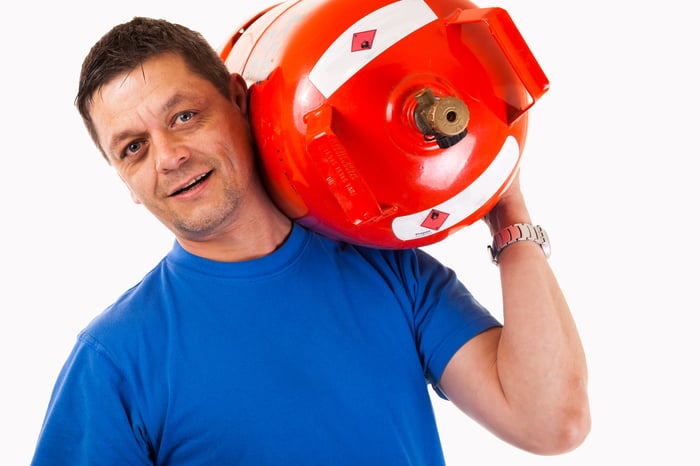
305, 103, 396, 225
446, 7, 550, 124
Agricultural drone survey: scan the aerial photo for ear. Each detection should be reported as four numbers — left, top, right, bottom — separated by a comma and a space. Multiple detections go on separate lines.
129, 189, 142, 205
116, 171, 142, 205
229, 73, 249, 116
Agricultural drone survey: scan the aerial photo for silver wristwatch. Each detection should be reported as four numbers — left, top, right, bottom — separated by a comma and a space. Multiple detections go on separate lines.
488, 223, 551, 264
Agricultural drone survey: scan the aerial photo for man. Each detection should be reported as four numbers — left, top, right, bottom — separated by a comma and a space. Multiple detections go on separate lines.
32, 17, 590, 465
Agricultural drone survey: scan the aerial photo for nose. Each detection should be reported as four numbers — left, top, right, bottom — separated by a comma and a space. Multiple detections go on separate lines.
154, 135, 190, 172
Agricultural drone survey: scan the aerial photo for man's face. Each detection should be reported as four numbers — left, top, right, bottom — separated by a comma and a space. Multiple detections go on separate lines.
90, 53, 256, 242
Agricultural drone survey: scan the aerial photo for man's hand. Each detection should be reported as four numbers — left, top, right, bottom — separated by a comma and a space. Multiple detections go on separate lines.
482, 170, 530, 236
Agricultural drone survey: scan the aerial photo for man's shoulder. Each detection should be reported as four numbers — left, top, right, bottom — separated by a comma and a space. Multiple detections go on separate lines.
82, 258, 170, 340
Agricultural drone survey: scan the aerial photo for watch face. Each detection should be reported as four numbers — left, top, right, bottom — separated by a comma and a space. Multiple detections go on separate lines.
488, 244, 499, 264
541, 240, 552, 258
538, 226, 551, 258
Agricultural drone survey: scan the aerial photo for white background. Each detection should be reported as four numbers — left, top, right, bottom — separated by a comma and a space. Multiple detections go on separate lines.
2, 0, 697, 464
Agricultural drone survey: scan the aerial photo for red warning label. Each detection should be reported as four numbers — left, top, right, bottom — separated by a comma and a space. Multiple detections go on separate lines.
421, 209, 450, 230
351, 30, 377, 52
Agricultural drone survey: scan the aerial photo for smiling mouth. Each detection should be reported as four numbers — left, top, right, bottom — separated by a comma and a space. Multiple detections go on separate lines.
171, 171, 212, 196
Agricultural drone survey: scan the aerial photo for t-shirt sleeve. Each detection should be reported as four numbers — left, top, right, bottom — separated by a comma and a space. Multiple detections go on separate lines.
31, 333, 153, 466
409, 248, 502, 399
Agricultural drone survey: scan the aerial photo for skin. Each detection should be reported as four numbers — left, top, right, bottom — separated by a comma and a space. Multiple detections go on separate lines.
89, 53, 590, 454
90, 53, 291, 262
440, 178, 591, 454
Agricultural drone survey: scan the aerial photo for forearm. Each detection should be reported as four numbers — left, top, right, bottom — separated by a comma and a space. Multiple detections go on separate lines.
490, 197, 590, 453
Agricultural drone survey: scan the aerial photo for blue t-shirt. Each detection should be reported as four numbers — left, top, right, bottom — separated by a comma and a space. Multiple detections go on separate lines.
32, 224, 500, 465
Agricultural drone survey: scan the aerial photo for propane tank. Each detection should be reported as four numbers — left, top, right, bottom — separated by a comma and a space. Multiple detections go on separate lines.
219, 0, 549, 248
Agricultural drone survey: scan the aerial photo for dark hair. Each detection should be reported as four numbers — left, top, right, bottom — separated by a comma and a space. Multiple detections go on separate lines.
76, 17, 233, 157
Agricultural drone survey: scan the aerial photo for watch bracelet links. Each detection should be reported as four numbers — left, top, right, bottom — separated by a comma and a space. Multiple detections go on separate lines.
488, 223, 550, 264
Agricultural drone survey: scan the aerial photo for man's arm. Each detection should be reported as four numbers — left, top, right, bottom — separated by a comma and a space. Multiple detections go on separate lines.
438, 172, 591, 454
31, 336, 154, 465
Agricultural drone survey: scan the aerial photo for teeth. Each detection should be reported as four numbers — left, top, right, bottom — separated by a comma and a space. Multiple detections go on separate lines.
173, 173, 208, 195
183, 173, 206, 189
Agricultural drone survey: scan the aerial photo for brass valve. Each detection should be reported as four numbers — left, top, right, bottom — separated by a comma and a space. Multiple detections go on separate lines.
414, 88, 469, 148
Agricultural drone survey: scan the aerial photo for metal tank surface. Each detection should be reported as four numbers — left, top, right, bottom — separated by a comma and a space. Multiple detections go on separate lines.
219, 0, 549, 248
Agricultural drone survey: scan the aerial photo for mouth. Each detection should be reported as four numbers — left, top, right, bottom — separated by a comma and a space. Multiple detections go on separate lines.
170, 170, 213, 196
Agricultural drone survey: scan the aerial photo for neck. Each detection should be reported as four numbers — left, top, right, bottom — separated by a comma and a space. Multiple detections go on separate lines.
176, 209, 293, 262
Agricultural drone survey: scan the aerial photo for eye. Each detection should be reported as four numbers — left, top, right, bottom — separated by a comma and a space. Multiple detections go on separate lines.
175, 111, 195, 125
121, 140, 145, 160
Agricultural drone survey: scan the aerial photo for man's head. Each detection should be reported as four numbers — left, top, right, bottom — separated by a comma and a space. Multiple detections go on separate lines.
78, 17, 283, 249
77, 17, 233, 160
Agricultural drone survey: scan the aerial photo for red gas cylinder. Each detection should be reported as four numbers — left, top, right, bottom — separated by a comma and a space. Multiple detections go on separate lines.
219, 0, 548, 248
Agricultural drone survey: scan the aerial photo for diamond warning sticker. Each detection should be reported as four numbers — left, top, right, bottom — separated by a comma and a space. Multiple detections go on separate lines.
421, 209, 450, 231
351, 30, 377, 52
391, 136, 521, 242
308, 0, 438, 98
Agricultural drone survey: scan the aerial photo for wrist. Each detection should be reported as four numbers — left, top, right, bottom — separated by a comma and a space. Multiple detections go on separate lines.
488, 223, 551, 264
485, 198, 531, 235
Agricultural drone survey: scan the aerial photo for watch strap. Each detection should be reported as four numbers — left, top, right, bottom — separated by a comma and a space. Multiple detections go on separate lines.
488, 223, 550, 264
